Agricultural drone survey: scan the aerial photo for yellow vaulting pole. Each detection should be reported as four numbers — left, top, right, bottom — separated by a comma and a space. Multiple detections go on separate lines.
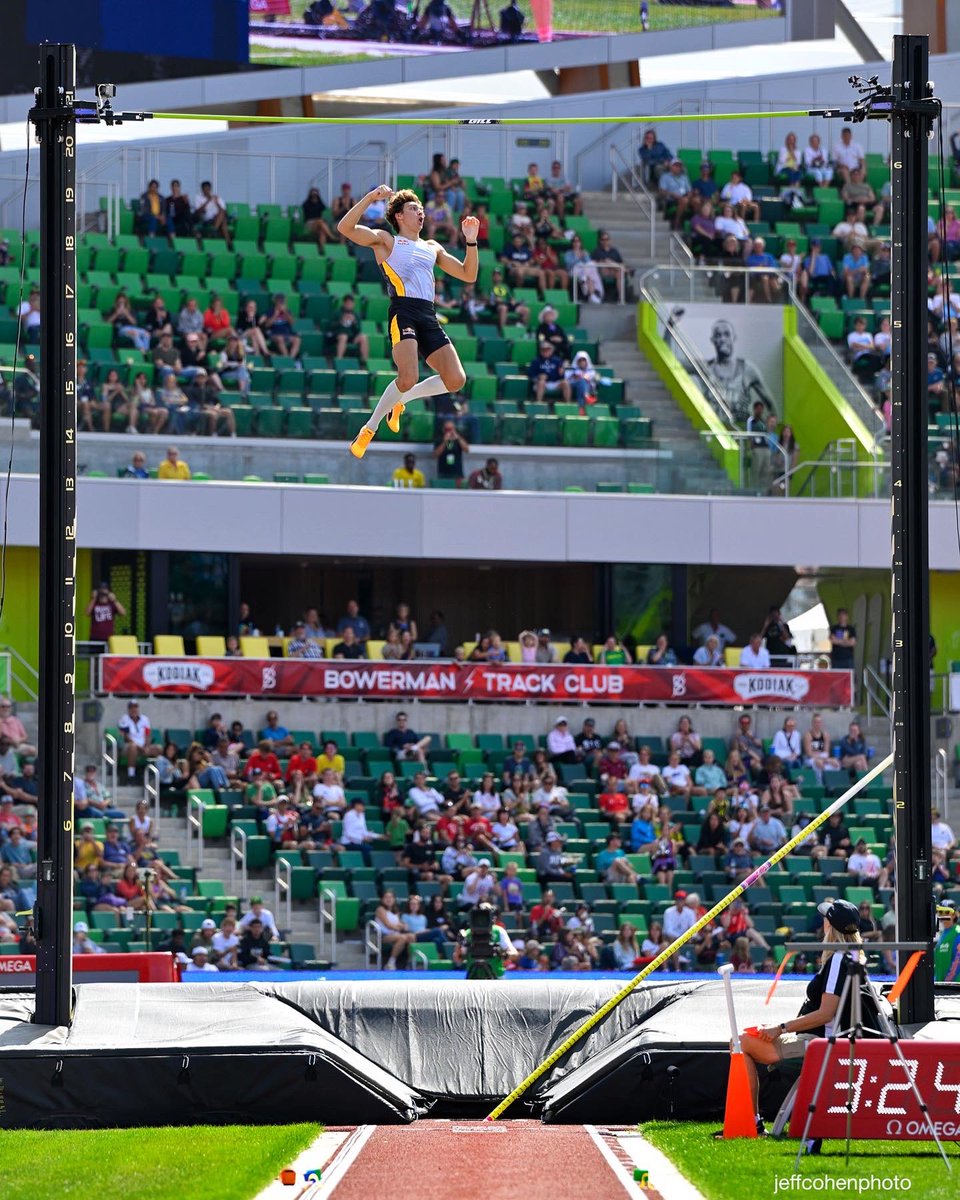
485, 751, 894, 1121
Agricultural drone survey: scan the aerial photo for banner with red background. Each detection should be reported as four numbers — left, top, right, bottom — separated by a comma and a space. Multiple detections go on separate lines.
99, 657, 853, 706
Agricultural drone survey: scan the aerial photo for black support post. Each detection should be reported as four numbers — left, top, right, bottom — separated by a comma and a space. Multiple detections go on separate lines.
31, 43, 78, 1028
889, 34, 935, 1024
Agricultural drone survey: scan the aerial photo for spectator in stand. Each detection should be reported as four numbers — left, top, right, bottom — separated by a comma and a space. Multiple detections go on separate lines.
658, 159, 693, 231
203, 295, 235, 349
629, 746, 666, 797
695, 750, 728, 797
177, 296, 208, 354
73, 763, 125, 819
564, 235, 604, 304
507, 201, 534, 247
336, 599, 370, 645
327, 294, 369, 364
139, 179, 166, 235
385, 712, 431, 765
122, 449, 150, 478
217, 335, 251, 398
564, 637, 593, 666
526, 340, 571, 406
536, 306, 571, 360
833, 203, 871, 253
261, 294, 301, 360
163, 180, 192, 237
847, 838, 883, 890
803, 712, 841, 777
468, 457, 503, 490
301, 186, 337, 247
662, 890, 696, 969
433, 420, 469, 482
546, 159, 581, 214
832, 126, 865, 184
662, 750, 693, 805
157, 445, 191, 481
739, 632, 771, 670
117, 700, 163, 779
693, 634, 723, 667
731, 713, 765, 778
332, 626, 365, 659
286, 621, 324, 660
841, 167, 879, 219
771, 716, 803, 772
670, 716, 702, 767
599, 635, 632, 665
501, 232, 543, 291
750, 804, 787, 854
827, 607, 858, 672
842, 243, 872, 300
775, 132, 804, 187
565, 351, 604, 412
193, 181, 231, 247
689, 201, 719, 260
235, 298, 271, 360
392, 452, 426, 488
646, 633, 677, 666
595, 832, 639, 884
745, 237, 779, 304
714, 203, 751, 254
799, 238, 837, 303
638, 128, 672, 186
690, 162, 720, 213
423, 188, 457, 243
535, 830, 574, 886
243, 740, 283, 788
720, 170, 760, 222
803, 133, 833, 185
838, 721, 871, 775
592, 231, 629, 302
84, 584, 126, 648
106, 292, 151, 355
487, 268, 531, 330
546, 717, 580, 767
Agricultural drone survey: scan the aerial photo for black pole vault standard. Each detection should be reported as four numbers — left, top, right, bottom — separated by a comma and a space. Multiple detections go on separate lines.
31, 44, 78, 1028
889, 34, 935, 1024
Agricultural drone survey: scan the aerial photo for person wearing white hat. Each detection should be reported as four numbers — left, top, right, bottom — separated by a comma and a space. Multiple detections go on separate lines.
190, 944, 219, 973
72, 921, 105, 955
458, 859, 498, 910
546, 716, 580, 765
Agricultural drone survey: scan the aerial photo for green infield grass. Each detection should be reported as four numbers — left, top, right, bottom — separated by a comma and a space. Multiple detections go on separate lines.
0, 1124, 322, 1200
642, 1120, 960, 1200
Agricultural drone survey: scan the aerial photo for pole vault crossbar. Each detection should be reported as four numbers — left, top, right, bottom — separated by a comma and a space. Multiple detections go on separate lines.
135, 109, 821, 127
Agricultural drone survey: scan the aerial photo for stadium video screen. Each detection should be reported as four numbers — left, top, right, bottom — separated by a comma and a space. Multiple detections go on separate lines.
249, 0, 784, 67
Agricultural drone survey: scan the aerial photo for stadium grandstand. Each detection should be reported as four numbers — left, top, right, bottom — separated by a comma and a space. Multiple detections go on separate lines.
0, 1, 959, 1196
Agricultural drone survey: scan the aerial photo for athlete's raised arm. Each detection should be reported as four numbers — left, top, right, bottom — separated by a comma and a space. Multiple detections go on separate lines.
337, 184, 395, 250
434, 215, 480, 283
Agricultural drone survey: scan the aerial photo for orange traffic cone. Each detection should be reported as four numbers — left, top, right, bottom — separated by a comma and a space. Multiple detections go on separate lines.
722, 1051, 758, 1138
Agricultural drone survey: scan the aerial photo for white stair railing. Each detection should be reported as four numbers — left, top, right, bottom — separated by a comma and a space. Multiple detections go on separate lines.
317, 887, 339, 964
275, 856, 292, 932
143, 763, 160, 830
186, 793, 205, 868
101, 732, 118, 801
364, 920, 383, 970
229, 826, 248, 899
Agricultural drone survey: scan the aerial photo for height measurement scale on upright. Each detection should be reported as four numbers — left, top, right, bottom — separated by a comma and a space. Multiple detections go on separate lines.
31, 43, 78, 1028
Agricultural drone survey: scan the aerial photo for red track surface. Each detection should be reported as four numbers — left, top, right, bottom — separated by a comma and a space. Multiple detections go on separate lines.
328, 1120, 632, 1200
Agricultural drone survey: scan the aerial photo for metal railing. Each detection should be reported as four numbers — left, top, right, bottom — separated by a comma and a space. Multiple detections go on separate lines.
364, 920, 383, 970
0, 644, 39, 701
229, 825, 248, 901
411, 947, 433, 969
143, 762, 160, 831
864, 665, 892, 722
101, 731, 119, 802
935, 748, 948, 818
698, 428, 789, 491
608, 143, 658, 258
570, 258, 628, 305
317, 887, 339, 965
186, 793, 205, 868
275, 856, 292, 933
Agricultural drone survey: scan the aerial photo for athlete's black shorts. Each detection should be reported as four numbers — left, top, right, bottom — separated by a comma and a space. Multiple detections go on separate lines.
388, 297, 451, 360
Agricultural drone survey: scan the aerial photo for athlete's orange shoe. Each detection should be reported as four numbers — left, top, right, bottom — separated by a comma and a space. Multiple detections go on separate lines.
350, 426, 374, 459
386, 402, 405, 434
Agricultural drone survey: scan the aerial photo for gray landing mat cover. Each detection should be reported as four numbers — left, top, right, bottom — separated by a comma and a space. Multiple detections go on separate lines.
258, 978, 700, 1099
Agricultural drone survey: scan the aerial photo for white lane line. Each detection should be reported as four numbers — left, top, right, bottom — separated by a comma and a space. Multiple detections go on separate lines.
309, 1124, 377, 1200
584, 1124, 644, 1198
615, 1130, 707, 1200
253, 1130, 348, 1200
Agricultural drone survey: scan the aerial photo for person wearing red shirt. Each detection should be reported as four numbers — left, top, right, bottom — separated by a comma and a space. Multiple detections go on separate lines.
203, 295, 235, 346
285, 741, 319, 804
435, 811, 463, 845
598, 789, 631, 826
528, 889, 564, 939
464, 805, 496, 853
597, 742, 629, 790
244, 741, 282, 783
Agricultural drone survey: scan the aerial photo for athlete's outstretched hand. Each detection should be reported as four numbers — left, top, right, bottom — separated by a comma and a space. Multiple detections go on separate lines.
369, 184, 393, 201
461, 215, 480, 243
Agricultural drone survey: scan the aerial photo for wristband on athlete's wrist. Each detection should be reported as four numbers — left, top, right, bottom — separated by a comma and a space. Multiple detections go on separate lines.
780, 1022, 787, 1033
465, 241, 478, 247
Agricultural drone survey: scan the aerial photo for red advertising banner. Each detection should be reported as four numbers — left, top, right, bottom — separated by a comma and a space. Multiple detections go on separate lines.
0, 952, 175, 984
250, 0, 292, 15
790, 1039, 960, 1140
99, 657, 853, 707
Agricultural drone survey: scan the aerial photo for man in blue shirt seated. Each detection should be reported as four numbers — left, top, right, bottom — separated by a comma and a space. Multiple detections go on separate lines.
384, 711, 432, 766
638, 128, 673, 187
658, 159, 693, 230
745, 236, 779, 303
842, 244, 871, 300
259, 710, 295, 753
799, 239, 837, 302
527, 341, 571, 406
500, 233, 543, 290
690, 162, 720, 211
